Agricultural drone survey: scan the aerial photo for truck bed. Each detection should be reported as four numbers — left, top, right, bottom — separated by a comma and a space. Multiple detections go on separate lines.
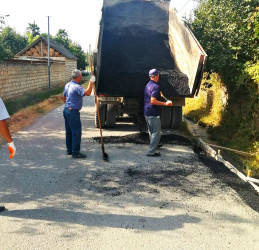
97, 1, 189, 97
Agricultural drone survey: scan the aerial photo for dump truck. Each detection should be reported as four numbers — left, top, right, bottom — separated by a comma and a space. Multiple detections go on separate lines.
93, 0, 207, 129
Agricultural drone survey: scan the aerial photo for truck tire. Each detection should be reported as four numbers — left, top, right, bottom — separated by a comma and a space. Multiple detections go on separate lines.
161, 106, 172, 129
170, 106, 182, 129
106, 104, 116, 128
95, 103, 106, 128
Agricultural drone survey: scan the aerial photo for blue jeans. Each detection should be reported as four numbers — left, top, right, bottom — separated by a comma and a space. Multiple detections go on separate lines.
145, 116, 161, 155
63, 108, 82, 155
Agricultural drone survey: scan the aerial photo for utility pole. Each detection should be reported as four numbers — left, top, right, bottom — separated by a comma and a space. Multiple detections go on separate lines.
89, 44, 91, 72
47, 16, 51, 88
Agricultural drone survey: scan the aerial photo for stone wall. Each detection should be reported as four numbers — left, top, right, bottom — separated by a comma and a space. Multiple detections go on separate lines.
0, 60, 66, 100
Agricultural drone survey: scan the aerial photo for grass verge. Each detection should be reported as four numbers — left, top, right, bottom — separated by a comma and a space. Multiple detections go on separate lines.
5, 83, 66, 116
183, 73, 259, 177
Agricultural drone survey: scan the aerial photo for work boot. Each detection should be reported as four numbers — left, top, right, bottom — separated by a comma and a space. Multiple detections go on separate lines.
0, 206, 6, 212
72, 153, 86, 159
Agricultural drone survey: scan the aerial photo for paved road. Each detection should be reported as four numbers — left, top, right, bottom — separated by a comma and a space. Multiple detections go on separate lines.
0, 96, 259, 250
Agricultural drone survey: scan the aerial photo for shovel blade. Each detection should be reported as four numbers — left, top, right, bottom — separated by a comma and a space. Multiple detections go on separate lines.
102, 152, 109, 161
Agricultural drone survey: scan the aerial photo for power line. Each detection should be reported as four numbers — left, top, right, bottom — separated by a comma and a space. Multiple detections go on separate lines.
178, 0, 192, 12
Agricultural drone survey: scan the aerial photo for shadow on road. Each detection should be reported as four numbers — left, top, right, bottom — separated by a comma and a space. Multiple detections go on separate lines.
1, 208, 200, 231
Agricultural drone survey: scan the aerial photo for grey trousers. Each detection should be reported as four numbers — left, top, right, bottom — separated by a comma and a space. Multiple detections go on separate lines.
145, 116, 161, 155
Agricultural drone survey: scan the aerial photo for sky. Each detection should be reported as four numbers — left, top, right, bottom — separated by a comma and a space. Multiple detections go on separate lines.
1, 0, 198, 52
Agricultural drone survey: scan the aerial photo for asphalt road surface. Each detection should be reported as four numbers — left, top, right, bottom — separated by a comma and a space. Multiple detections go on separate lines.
0, 95, 259, 250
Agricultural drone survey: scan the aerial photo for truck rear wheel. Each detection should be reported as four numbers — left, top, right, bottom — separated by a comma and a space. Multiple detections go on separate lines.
95, 103, 106, 128
106, 104, 116, 128
170, 106, 182, 129
161, 106, 172, 129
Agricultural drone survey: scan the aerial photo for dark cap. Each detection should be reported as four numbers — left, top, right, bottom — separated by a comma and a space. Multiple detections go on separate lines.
149, 69, 159, 77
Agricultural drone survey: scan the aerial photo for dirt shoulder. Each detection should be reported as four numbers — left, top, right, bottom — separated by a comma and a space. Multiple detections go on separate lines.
0, 94, 63, 145
0, 81, 89, 145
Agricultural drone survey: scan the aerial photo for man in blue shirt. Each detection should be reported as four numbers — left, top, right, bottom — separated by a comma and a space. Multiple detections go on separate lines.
144, 69, 172, 157
63, 69, 96, 158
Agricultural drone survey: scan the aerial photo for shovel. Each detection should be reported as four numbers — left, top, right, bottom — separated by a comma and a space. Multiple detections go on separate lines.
89, 52, 108, 161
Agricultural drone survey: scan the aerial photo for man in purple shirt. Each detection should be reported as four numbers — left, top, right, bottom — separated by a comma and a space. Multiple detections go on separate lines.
144, 69, 172, 156
63, 69, 96, 159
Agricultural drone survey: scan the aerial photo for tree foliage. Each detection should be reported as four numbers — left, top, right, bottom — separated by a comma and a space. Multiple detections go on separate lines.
189, 0, 258, 87
54, 29, 69, 48
27, 31, 39, 44
0, 23, 87, 69
68, 42, 87, 69
52, 29, 87, 69
27, 21, 40, 38
187, 0, 259, 167
0, 14, 9, 33
0, 27, 27, 60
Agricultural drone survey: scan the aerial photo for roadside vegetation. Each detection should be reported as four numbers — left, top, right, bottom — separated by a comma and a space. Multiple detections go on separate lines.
4, 83, 65, 116
184, 0, 259, 176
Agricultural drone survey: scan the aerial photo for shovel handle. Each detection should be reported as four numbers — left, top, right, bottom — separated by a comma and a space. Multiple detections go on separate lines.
89, 52, 104, 147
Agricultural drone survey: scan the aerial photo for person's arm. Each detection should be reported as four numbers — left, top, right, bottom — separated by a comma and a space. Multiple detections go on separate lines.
84, 76, 96, 96
62, 96, 66, 103
0, 120, 16, 159
150, 97, 172, 106
0, 98, 16, 159
0, 120, 12, 143
84, 82, 93, 96
150, 86, 172, 106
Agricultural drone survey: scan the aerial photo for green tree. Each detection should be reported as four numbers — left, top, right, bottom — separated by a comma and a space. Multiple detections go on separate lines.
186, 0, 259, 168
41, 33, 53, 39
27, 21, 40, 37
0, 27, 27, 60
53, 29, 69, 48
0, 14, 9, 33
189, 0, 258, 86
69, 42, 87, 69
53, 29, 87, 68
27, 31, 39, 44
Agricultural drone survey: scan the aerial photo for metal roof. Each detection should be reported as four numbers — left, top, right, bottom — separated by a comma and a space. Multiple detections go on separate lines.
16, 36, 78, 60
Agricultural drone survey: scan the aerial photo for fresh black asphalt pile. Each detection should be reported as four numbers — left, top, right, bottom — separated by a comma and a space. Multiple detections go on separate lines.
94, 132, 191, 146
93, 133, 259, 213
98, 1, 189, 97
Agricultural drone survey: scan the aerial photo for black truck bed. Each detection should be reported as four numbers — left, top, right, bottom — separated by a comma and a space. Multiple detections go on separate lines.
97, 1, 189, 97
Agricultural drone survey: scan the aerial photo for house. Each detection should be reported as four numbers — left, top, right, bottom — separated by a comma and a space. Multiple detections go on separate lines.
16, 36, 78, 81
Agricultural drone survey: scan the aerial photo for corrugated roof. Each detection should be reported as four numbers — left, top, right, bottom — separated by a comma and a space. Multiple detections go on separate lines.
16, 36, 78, 60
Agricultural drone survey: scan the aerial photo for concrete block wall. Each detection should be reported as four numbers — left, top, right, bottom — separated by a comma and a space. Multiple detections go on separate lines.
65, 59, 77, 82
0, 60, 66, 100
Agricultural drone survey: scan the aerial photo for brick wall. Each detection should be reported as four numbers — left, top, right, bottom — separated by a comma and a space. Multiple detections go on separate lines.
0, 60, 66, 100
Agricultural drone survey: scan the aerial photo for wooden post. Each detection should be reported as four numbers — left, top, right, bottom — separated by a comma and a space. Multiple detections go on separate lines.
41, 40, 43, 57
